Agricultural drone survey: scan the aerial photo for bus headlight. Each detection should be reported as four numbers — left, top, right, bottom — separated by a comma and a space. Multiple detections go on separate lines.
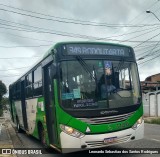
60, 124, 85, 138
132, 116, 143, 130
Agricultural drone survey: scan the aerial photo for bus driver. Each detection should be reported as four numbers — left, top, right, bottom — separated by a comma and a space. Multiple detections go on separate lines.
101, 61, 116, 99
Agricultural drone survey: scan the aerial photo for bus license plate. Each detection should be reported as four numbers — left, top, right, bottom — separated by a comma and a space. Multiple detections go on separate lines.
104, 137, 117, 144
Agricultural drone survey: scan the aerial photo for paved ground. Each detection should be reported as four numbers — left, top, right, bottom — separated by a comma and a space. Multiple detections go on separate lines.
0, 117, 16, 157
1, 111, 160, 157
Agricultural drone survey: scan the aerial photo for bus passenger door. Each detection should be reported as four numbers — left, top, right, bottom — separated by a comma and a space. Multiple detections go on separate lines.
43, 63, 57, 145
21, 80, 28, 130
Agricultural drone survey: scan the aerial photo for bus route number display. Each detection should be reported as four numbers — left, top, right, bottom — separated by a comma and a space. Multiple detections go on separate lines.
65, 44, 131, 57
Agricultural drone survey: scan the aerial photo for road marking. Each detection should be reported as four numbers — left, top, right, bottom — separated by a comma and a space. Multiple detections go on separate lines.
145, 137, 160, 142
150, 139, 160, 142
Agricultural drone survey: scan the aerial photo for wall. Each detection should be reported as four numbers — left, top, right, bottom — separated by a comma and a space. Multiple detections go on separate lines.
143, 90, 160, 117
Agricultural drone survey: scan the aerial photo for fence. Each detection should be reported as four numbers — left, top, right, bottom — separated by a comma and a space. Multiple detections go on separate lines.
143, 90, 160, 117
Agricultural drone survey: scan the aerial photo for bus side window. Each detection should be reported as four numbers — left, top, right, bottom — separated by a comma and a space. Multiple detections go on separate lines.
12, 84, 16, 100
25, 73, 33, 98
33, 66, 42, 97
16, 81, 21, 100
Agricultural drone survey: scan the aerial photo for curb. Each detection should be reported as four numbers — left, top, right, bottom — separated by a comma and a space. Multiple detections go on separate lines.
0, 118, 17, 157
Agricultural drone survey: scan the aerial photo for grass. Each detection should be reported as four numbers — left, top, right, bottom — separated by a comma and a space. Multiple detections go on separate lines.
144, 118, 160, 125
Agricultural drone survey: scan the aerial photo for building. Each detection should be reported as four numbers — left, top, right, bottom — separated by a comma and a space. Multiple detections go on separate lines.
141, 73, 160, 93
145, 73, 160, 82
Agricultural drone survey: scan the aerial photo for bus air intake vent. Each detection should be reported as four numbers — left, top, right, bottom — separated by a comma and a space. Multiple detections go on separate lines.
85, 134, 131, 148
78, 111, 134, 125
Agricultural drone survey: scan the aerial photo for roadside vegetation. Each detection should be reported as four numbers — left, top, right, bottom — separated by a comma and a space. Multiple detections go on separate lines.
0, 80, 7, 117
144, 118, 160, 125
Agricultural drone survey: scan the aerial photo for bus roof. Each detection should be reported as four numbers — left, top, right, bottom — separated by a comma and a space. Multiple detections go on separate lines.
43, 41, 133, 58
10, 41, 134, 86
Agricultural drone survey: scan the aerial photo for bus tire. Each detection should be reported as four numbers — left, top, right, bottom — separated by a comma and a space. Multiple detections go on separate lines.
38, 123, 47, 147
16, 117, 22, 133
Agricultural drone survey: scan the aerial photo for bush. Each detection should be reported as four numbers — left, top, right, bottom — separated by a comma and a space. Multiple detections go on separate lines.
144, 118, 160, 125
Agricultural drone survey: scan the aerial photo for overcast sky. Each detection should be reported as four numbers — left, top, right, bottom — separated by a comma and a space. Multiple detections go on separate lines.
0, 0, 160, 92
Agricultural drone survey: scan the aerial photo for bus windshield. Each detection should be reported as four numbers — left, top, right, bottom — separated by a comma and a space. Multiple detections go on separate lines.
60, 59, 140, 111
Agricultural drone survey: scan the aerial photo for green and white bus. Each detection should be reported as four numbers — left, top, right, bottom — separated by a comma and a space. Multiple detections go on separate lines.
9, 42, 144, 153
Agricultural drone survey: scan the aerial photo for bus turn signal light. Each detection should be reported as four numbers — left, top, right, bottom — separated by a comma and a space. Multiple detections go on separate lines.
132, 116, 143, 130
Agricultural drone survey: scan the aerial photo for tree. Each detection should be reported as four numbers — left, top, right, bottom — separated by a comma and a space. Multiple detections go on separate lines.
0, 80, 7, 116
1, 97, 9, 110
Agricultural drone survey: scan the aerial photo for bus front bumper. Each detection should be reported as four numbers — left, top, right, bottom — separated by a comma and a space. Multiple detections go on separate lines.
60, 121, 144, 153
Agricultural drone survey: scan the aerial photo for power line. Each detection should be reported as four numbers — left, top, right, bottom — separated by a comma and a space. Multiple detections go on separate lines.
0, 44, 50, 48
0, 8, 139, 28
133, 32, 160, 48
135, 42, 160, 54
118, 1, 160, 44
0, 56, 41, 59
138, 47, 160, 64
0, 10, 160, 49
136, 47, 160, 58
108, 25, 160, 39
1, 21, 160, 43
1, 18, 160, 43
138, 53, 160, 68
135, 42, 160, 49
0, 31, 53, 43
0, 18, 154, 41
0, 21, 42, 32
0, 3, 122, 26
110, 0, 160, 42
128, 0, 159, 24
1, 16, 160, 44
0, 25, 38, 33
0, 66, 30, 71
1, 7, 160, 28
136, 41, 160, 58
0, 74, 20, 78
1, 4, 160, 27
119, 26, 160, 43
2, 2, 154, 27
0, 21, 99, 40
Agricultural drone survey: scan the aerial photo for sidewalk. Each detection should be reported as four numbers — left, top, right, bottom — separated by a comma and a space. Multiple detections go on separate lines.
0, 117, 16, 157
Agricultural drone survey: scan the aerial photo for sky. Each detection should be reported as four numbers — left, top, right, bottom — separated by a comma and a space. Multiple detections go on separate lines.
0, 0, 160, 93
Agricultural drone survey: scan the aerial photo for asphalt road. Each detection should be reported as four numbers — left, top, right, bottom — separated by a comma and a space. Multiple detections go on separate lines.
13, 124, 160, 157
3, 111, 160, 157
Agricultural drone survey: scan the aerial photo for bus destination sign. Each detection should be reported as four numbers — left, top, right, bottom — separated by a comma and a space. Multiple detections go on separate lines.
65, 44, 131, 57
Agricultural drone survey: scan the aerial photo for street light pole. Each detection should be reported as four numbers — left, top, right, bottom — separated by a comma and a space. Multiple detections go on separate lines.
146, 10, 160, 22
137, 57, 144, 61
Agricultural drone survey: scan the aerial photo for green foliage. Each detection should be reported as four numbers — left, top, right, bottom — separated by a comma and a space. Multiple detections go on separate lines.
0, 80, 7, 116
145, 118, 160, 125
1, 97, 9, 110
0, 80, 7, 98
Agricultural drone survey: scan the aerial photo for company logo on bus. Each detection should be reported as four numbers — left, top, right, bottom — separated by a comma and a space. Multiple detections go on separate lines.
116, 122, 130, 129
100, 110, 118, 115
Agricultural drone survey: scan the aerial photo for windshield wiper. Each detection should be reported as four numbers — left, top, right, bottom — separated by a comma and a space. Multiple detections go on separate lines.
75, 56, 99, 100
75, 56, 96, 81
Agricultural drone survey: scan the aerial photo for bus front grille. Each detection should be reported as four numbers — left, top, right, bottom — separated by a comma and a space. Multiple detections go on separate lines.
85, 134, 131, 148
78, 112, 134, 124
